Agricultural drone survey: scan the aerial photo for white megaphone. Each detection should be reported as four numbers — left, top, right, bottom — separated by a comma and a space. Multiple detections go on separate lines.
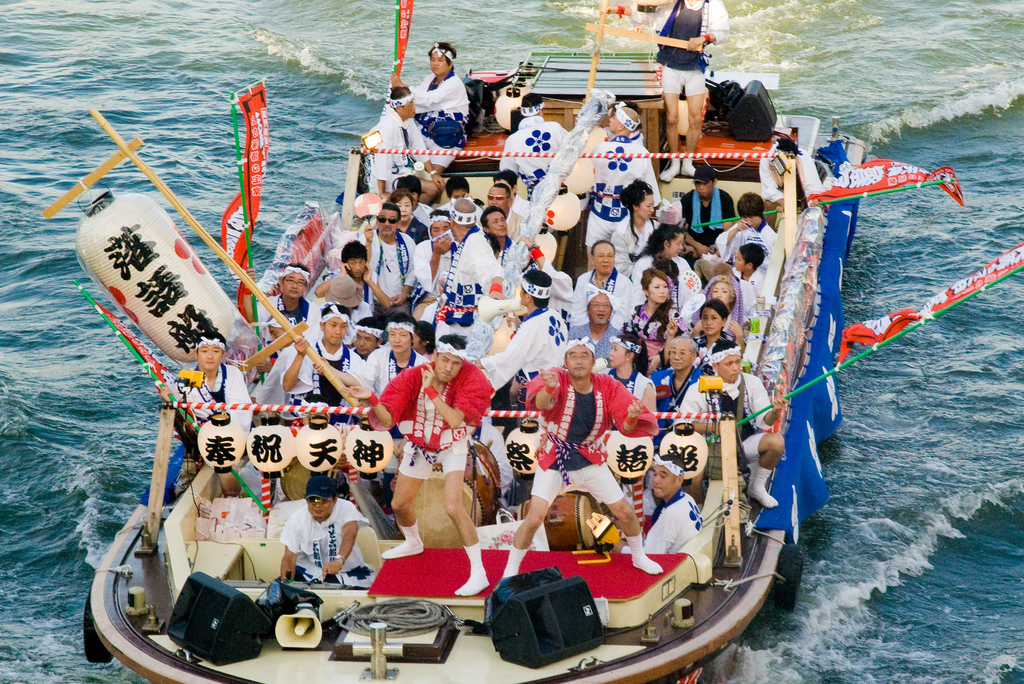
275, 602, 322, 649
478, 296, 527, 323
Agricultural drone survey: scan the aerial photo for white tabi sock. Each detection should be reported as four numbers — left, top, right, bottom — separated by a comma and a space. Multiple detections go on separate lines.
626, 535, 663, 575
381, 523, 424, 559
748, 464, 779, 509
455, 543, 489, 596
503, 546, 528, 578
659, 158, 681, 183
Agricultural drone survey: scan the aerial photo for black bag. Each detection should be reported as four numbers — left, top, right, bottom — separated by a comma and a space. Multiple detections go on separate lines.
707, 79, 744, 121
254, 579, 324, 636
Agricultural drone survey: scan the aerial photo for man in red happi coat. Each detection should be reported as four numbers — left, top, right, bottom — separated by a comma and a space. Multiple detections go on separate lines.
503, 338, 665, 578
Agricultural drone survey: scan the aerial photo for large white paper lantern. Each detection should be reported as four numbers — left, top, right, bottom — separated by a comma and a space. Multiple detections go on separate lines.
658, 423, 708, 480
506, 420, 541, 475
198, 411, 246, 473
346, 420, 394, 476
606, 431, 655, 482
246, 415, 296, 477
494, 85, 529, 132
544, 189, 582, 232
565, 159, 595, 195
295, 413, 343, 473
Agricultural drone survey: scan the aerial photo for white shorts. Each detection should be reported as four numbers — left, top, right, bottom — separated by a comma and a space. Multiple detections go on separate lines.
531, 462, 626, 506
661, 66, 707, 97
742, 433, 765, 463
398, 439, 467, 479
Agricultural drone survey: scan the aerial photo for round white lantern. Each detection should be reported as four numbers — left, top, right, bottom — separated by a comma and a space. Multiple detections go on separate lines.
246, 414, 295, 477
495, 85, 528, 132
295, 413, 343, 473
658, 423, 708, 480
606, 431, 655, 482
346, 419, 394, 476
584, 127, 608, 153
545, 189, 582, 232
533, 232, 558, 264
505, 420, 541, 475
198, 411, 246, 473
564, 159, 595, 195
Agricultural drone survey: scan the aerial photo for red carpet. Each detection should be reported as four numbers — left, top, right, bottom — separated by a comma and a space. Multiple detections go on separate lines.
368, 549, 687, 599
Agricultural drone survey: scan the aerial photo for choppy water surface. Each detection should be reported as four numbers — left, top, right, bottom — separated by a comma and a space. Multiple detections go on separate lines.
2, 0, 1022, 681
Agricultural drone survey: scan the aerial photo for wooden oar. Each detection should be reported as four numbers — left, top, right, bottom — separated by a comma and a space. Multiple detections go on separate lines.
237, 322, 308, 373
42, 137, 144, 219
586, 1, 611, 98
88, 110, 360, 406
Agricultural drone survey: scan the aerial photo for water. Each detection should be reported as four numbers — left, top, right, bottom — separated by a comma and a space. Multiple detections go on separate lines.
2, 0, 1022, 682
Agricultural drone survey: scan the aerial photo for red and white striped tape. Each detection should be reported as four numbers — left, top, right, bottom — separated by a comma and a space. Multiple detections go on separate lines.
361, 147, 772, 161
172, 401, 719, 421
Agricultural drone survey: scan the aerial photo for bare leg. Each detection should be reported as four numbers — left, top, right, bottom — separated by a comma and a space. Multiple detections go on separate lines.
684, 92, 706, 155
381, 472, 426, 558
503, 494, 550, 578
444, 469, 478, 546
606, 497, 663, 575
660, 92, 682, 181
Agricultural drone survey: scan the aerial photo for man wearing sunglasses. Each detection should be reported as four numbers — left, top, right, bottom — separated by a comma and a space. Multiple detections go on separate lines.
279, 476, 375, 587
366, 202, 418, 317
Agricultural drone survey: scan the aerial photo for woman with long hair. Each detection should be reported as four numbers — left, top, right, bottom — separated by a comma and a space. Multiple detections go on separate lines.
688, 274, 745, 340
624, 268, 679, 373
612, 179, 657, 274
606, 332, 657, 411
692, 298, 739, 374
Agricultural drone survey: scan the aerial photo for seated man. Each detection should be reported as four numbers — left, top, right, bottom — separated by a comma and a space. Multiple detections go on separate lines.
493, 169, 530, 230
411, 210, 454, 319
485, 181, 523, 240
570, 240, 634, 330
679, 344, 787, 508
499, 93, 568, 198
368, 85, 443, 202
759, 136, 825, 216
353, 317, 385, 360
249, 263, 321, 347
681, 165, 735, 275
354, 335, 495, 596
279, 475, 375, 587
502, 339, 664, 578
643, 456, 703, 554
652, 336, 701, 422
366, 202, 417, 317
567, 288, 620, 360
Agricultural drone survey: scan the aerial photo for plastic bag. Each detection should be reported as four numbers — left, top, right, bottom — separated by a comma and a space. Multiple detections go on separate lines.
254, 579, 324, 635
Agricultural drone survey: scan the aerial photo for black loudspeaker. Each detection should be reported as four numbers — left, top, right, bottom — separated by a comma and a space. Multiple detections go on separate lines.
488, 574, 603, 669
726, 80, 777, 142
168, 572, 272, 665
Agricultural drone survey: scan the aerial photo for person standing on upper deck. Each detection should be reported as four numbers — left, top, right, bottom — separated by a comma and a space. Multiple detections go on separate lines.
391, 41, 469, 174
499, 94, 568, 199
608, 0, 729, 180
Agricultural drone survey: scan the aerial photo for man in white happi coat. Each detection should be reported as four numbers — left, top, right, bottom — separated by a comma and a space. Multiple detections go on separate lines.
433, 198, 506, 336
586, 103, 660, 248
411, 210, 453, 319
368, 86, 444, 201
679, 344, 787, 508
498, 94, 568, 199
250, 264, 322, 348
479, 269, 567, 402
366, 202, 418, 317
570, 240, 634, 330
643, 456, 703, 554
364, 314, 427, 396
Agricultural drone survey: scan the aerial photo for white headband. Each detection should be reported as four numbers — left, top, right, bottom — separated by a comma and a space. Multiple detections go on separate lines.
654, 456, 686, 478
522, 280, 550, 299
585, 283, 615, 308
614, 102, 640, 132
321, 303, 350, 324
430, 43, 455, 62
520, 102, 544, 117
710, 346, 742, 365
195, 336, 226, 351
356, 324, 384, 338
388, 94, 414, 108
450, 207, 476, 225
565, 338, 596, 355
281, 265, 310, 281
387, 321, 415, 335
436, 342, 468, 360
611, 336, 642, 354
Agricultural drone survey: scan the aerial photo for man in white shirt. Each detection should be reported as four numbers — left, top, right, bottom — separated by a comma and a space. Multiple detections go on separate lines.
368, 86, 443, 202
499, 94, 568, 198
366, 202, 417, 317
759, 137, 826, 215
279, 476, 375, 587
643, 457, 703, 554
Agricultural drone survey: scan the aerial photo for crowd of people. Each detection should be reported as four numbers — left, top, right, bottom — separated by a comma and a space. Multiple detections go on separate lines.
165, 20, 822, 593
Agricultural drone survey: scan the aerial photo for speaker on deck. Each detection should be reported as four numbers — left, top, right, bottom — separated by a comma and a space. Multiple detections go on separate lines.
168, 572, 272, 666
726, 80, 777, 142
487, 570, 603, 669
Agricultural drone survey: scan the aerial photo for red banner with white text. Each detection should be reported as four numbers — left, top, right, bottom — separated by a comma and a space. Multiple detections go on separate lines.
810, 159, 964, 207
394, 0, 413, 75
237, 84, 269, 228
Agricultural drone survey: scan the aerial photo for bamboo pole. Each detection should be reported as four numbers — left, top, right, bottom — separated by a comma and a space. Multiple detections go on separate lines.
88, 110, 358, 405
142, 406, 176, 551
237, 322, 308, 373
42, 137, 144, 219
719, 417, 742, 567
586, 1, 610, 99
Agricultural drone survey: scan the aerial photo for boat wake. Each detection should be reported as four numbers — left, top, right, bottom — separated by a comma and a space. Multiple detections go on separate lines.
866, 77, 1024, 144
732, 477, 1024, 683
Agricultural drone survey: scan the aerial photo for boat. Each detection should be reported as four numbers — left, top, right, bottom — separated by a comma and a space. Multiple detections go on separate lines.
67, 18, 874, 684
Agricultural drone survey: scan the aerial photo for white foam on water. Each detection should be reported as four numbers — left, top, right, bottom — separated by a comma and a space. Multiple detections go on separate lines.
76, 495, 107, 569
733, 478, 1024, 681
980, 653, 1019, 684
866, 77, 1024, 144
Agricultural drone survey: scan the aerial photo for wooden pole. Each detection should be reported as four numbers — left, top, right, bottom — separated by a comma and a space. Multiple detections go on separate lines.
237, 321, 308, 373
88, 110, 358, 405
586, 0, 611, 98
142, 406, 176, 552
782, 154, 798, 255
42, 137, 144, 219
719, 417, 742, 568
584, 23, 695, 50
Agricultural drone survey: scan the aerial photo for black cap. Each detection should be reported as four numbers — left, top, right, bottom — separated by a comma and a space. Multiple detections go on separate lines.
693, 165, 717, 184
305, 475, 338, 500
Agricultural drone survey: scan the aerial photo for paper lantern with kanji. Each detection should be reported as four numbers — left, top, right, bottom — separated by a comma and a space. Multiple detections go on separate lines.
545, 189, 582, 232
494, 85, 529, 132
658, 423, 708, 480
76, 191, 259, 366
346, 420, 394, 476
505, 420, 541, 475
246, 415, 295, 477
294, 413, 343, 473
198, 411, 246, 474
606, 431, 655, 482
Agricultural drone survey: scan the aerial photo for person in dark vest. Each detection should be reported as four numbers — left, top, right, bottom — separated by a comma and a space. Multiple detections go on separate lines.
678, 344, 786, 508
608, 0, 730, 179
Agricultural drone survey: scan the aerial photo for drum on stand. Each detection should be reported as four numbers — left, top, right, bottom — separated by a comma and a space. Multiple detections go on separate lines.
280, 461, 313, 503
524, 492, 597, 551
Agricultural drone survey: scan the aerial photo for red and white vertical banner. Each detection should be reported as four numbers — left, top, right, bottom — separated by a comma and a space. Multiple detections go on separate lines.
394, 0, 413, 76
237, 83, 269, 229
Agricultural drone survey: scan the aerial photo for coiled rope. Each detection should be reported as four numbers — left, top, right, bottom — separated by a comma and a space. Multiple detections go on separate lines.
341, 598, 447, 638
